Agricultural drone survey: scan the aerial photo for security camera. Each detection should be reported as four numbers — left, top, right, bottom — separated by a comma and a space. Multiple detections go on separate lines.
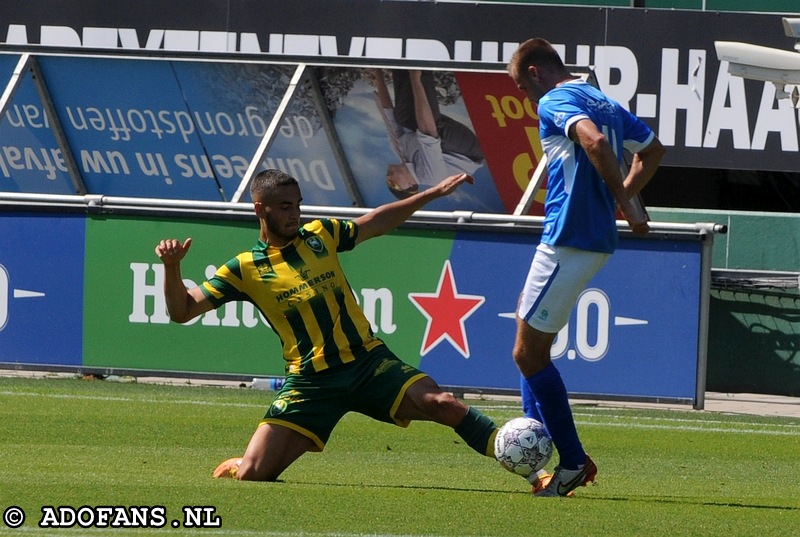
714, 41, 800, 83
714, 17, 800, 105
783, 17, 800, 53
714, 40, 800, 104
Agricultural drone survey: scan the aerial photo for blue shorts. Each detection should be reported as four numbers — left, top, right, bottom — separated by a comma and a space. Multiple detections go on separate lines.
518, 243, 610, 333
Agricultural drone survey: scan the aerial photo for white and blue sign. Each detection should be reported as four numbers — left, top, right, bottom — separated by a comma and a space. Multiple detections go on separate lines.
0, 213, 85, 364
0, 55, 76, 195
418, 232, 702, 401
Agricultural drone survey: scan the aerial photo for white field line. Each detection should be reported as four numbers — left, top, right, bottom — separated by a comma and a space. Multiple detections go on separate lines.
1, 390, 799, 436
572, 411, 800, 429
0, 528, 452, 537
488, 405, 800, 435
0, 390, 265, 409
574, 419, 799, 436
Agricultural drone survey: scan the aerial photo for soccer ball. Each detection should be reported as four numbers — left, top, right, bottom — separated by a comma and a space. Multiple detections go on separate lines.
494, 417, 553, 477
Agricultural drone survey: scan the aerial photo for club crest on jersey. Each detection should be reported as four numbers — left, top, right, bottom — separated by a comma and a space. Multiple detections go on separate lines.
305, 236, 324, 253
269, 398, 288, 416
554, 112, 566, 128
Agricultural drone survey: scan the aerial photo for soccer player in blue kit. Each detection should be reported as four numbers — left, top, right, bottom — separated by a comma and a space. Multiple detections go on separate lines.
507, 38, 666, 496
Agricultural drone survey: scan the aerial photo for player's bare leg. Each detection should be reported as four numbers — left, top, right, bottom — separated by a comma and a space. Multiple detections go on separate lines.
395, 376, 468, 426
214, 422, 315, 481
512, 318, 557, 376
396, 376, 496, 457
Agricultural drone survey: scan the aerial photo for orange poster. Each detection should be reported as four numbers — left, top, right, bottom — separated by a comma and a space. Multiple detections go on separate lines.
456, 71, 546, 216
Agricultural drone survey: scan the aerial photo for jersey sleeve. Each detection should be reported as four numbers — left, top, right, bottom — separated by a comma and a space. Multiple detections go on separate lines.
336, 218, 358, 252
538, 92, 590, 139
200, 255, 251, 307
316, 218, 358, 253
619, 106, 656, 153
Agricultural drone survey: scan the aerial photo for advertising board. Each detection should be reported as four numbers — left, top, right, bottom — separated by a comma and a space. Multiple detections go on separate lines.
1, 210, 707, 403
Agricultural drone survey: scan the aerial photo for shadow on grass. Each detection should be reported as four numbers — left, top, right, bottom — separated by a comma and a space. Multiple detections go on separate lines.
267, 480, 800, 512
260, 478, 516, 495
591, 494, 800, 512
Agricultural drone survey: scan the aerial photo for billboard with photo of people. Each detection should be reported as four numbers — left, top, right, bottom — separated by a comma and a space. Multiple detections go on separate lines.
1, 57, 529, 211
321, 67, 506, 212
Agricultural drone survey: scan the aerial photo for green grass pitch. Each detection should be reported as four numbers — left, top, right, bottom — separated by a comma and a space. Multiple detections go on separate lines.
1, 376, 798, 536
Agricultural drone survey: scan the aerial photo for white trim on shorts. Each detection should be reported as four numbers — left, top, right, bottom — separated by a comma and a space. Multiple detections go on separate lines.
518, 243, 610, 333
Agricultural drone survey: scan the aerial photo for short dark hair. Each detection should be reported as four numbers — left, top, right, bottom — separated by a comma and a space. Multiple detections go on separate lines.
508, 38, 565, 77
250, 169, 298, 202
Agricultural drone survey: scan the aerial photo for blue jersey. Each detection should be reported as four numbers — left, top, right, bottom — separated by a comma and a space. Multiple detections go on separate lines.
537, 79, 654, 253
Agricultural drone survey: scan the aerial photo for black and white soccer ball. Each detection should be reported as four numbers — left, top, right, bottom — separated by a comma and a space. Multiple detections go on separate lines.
494, 417, 553, 477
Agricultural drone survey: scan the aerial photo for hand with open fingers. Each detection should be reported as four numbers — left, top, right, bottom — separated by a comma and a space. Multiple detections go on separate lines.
155, 238, 193, 264
435, 173, 474, 196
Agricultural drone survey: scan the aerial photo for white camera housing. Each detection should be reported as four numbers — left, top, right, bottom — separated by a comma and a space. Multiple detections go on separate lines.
714, 41, 800, 83
782, 17, 800, 44
714, 17, 800, 103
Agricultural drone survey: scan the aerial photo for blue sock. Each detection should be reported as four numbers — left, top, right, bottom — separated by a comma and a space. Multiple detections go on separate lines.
523, 363, 585, 469
520, 373, 546, 429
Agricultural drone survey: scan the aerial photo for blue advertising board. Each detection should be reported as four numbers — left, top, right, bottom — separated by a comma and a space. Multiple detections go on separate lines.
168, 61, 356, 205
417, 231, 702, 401
0, 213, 85, 364
37, 56, 231, 200
25, 57, 359, 205
0, 54, 15, 79
0, 208, 708, 405
0, 55, 76, 195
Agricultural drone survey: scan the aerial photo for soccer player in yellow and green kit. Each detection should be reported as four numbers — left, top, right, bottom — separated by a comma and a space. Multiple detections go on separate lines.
155, 168, 498, 481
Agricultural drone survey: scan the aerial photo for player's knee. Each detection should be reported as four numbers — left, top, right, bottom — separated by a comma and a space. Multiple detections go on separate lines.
513, 347, 551, 377
237, 459, 279, 482
511, 346, 526, 368
512, 347, 535, 374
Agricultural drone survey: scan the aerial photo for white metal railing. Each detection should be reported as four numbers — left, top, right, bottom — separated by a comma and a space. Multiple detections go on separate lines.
0, 191, 728, 235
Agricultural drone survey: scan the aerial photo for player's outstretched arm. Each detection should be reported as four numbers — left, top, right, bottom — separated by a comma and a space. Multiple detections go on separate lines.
154, 238, 214, 323
354, 172, 474, 244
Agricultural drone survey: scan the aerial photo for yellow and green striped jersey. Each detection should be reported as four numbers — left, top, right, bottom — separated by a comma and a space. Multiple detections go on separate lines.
200, 218, 384, 375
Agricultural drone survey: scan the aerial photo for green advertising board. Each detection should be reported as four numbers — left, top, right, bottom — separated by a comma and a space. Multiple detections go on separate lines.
83, 215, 283, 376
82, 214, 457, 376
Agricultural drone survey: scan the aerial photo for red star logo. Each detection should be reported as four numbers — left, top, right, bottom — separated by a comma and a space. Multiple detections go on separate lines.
408, 260, 485, 358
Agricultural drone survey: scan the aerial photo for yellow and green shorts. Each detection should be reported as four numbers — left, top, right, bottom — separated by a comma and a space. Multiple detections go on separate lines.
260, 345, 427, 451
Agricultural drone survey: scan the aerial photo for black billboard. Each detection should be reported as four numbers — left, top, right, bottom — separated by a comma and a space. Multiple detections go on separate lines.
1, 0, 798, 172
